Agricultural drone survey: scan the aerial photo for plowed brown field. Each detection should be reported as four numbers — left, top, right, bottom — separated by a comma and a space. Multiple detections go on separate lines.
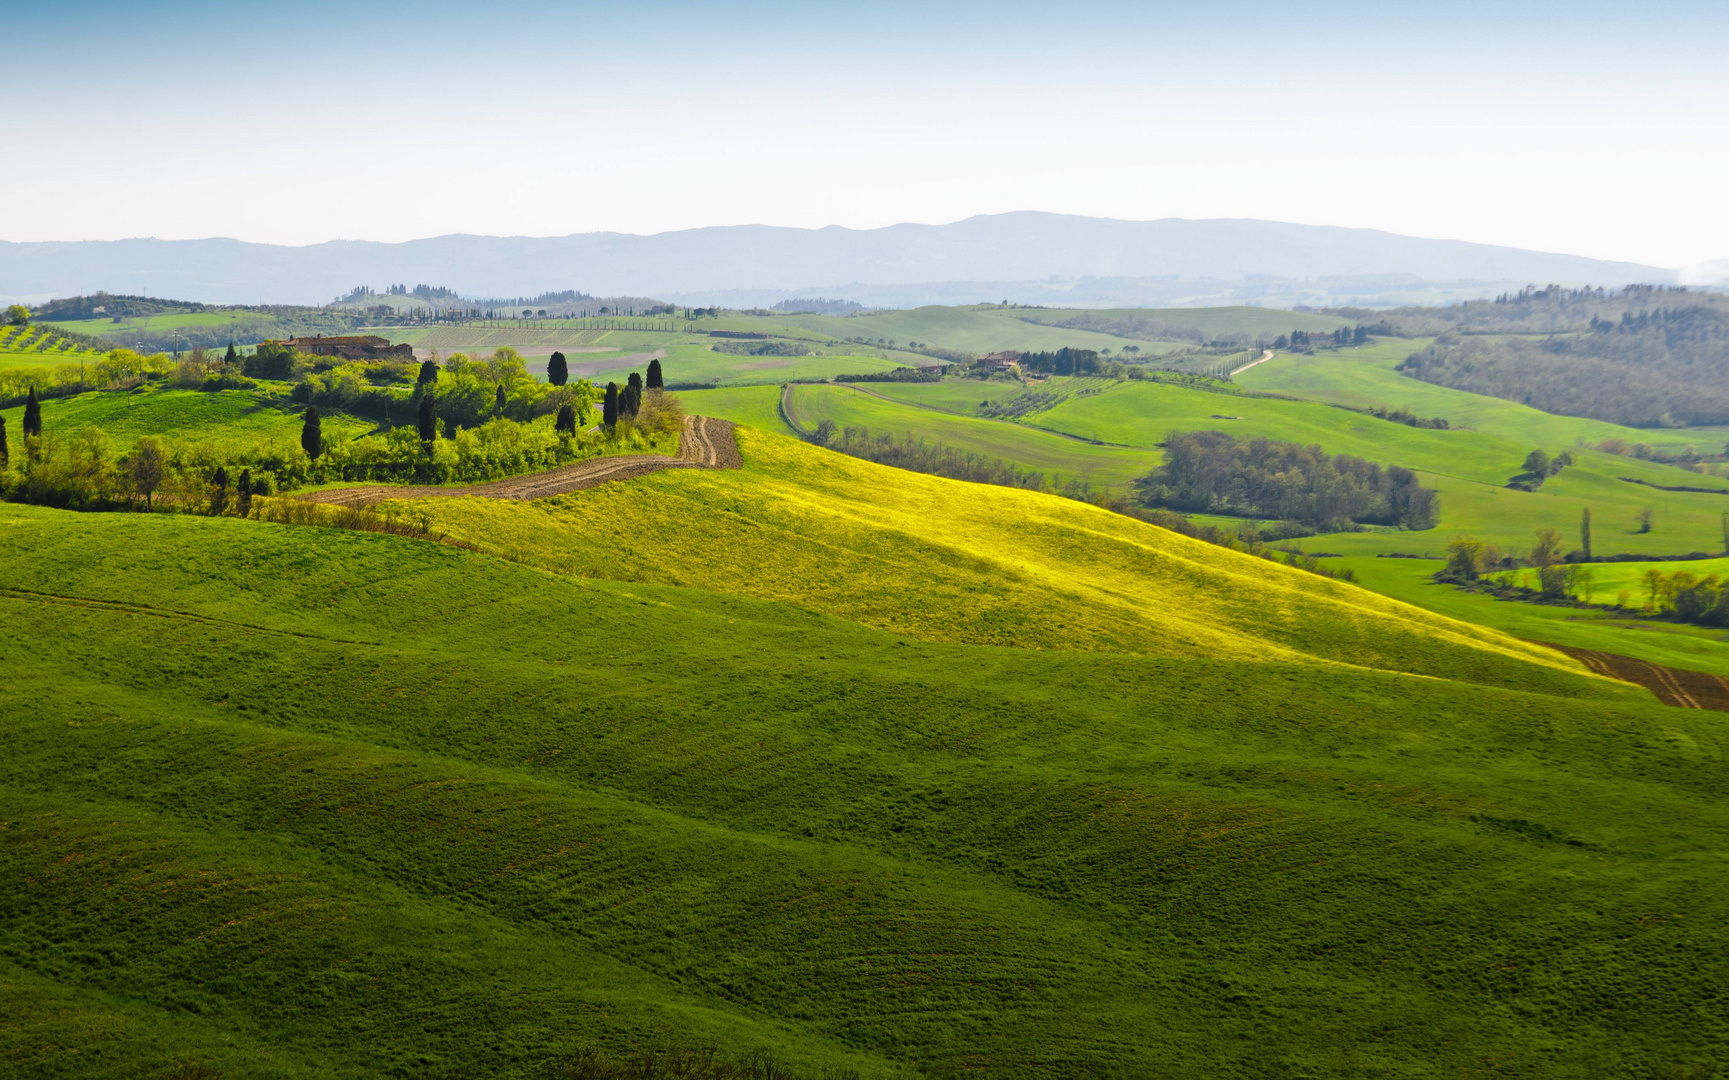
1532, 639, 1729, 710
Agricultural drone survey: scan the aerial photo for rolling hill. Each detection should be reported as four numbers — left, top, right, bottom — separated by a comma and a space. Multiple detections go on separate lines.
3, 418, 1725, 1078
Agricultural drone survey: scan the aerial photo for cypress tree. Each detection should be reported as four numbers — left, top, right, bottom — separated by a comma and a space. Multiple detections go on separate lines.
603, 382, 619, 428
555, 403, 576, 436
418, 393, 437, 443
237, 468, 253, 517
646, 358, 663, 389
301, 406, 323, 460
417, 359, 439, 386
0, 414, 7, 468
1580, 506, 1593, 561
624, 372, 643, 418
22, 386, 41, 438
224, 341, 238, 368
547, 351, 568, 386
495, 384, 506, 414
213, 465, 228, 490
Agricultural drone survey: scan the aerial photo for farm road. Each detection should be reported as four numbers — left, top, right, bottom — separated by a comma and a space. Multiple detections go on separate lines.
1229, 349, 1276, 377
300, 415, 740, 508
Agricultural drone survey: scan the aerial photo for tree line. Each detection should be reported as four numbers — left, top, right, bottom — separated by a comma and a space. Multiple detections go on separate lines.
1399, 305, 1729, 427
1135, 430, 1439, 531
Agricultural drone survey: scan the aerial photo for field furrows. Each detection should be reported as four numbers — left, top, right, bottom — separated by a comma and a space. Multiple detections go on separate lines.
1531, 639, 1729, 710
301, 415, 739, 507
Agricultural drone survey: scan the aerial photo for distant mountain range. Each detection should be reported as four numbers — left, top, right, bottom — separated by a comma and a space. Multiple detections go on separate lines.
0, 212, 1678, 309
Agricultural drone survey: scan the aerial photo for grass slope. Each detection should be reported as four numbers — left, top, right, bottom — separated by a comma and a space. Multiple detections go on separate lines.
1029, 374, 1729, 556
784, 383, 1155, 492
1332, 554, 1729, 678
1237, 340, 1729, 458
2, 474, 1725, 1077
397, 427, 1598, 695
0, 386, 373, 451
679, 385, 800, 437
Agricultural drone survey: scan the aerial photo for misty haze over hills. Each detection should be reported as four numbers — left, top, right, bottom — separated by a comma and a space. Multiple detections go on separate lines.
0, 212, 1681, 309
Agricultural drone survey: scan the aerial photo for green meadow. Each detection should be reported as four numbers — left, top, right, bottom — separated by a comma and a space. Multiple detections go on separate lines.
5, 424, 1727, 1077
678, 384, 799, 436
784, 383, 1156, 490
1327, 554, 1729, 678
0, 385, 374, 451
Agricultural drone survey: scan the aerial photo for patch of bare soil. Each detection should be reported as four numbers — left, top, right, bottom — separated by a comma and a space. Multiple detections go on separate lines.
1531, 639, 1729, 710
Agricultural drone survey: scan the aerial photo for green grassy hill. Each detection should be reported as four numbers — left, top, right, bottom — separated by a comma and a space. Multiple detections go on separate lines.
0, 385, 374, 452
3, 424, 1726, 1077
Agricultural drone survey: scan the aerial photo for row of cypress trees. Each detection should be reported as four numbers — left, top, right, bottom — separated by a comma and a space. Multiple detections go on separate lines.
601, 360, 663, 428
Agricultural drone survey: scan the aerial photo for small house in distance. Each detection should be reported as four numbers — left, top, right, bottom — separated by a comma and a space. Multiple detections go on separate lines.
273, 334, 413, 360
974, 351, 1021, 372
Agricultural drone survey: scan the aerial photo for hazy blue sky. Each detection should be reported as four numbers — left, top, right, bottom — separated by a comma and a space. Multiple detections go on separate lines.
6, 0, 1728, 267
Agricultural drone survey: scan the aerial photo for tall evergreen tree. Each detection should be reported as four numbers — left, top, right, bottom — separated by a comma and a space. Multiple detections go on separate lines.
22, 386, 41, 438
224, 341, 238, 367
1581, 506, 1593, 561
547, 351, 568, 386
237, 468, 253, 517
301, 406, 323, 461
603, 382, 620, 428
623, 372, 643, 418
417, 359, 439, 387
495, 384, 506, 414
0, 414, 7, 468
646, 358, 663, 389
417, 393, 438, 443
555, 403, 576, 436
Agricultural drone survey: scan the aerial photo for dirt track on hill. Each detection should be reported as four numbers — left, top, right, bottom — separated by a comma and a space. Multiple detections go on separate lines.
300, 415, 739, 508
1530, 639, 1729, 710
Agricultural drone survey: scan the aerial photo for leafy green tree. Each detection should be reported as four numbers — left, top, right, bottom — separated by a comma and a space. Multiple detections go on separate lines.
547, 351, 568, 387
4, 304, 27, 326
245, 341, 298, 381
1637, 506, 1654, 534
128, 437, 166, 510
1552, 450, 1573, 472
646, 358, 663, 389
22, 387, 41, 438
209, 465, 229, 515
603, 382, 619, 428
1538, 564, 1569, 599
1443, 536, 1484, 580
555, 404, 577, 436
1580, 506, 1592, 561
301, 406, 323, 461
417, 393, 438, 444
1529, 527, 1565, 569
1522, 449, 1551, 476
1643, 567, 1663, 609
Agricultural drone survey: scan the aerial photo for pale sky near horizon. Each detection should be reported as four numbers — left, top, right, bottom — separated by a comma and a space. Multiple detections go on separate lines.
6, 0, 1729, 269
